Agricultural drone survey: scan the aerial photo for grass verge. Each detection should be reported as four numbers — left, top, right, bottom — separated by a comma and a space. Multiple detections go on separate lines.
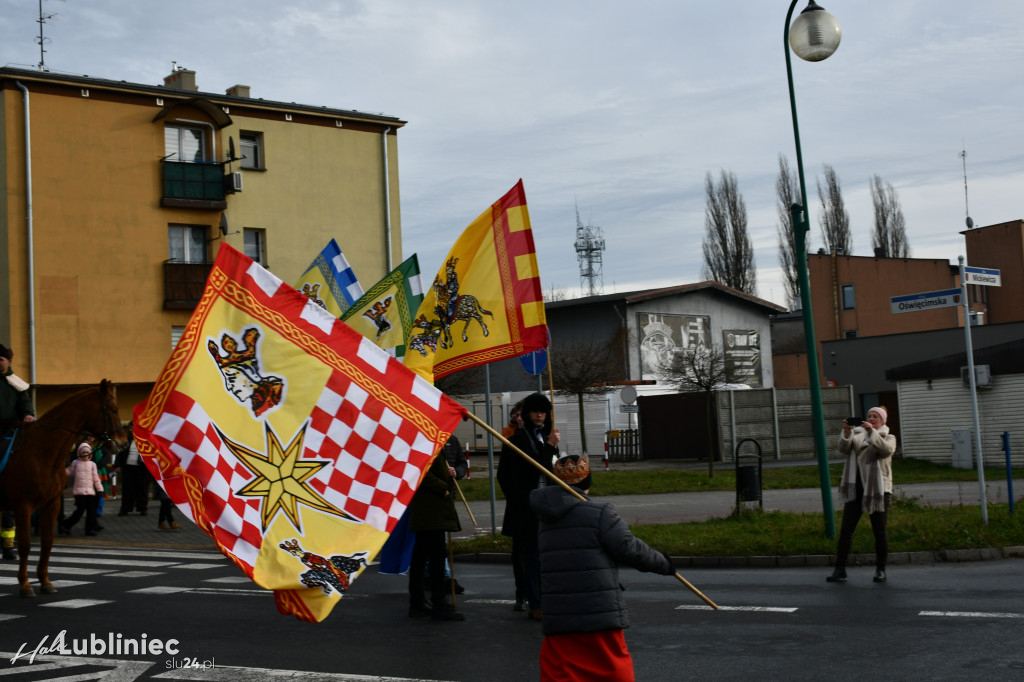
456, 458, 1024, 500
454, 496, 1024, 557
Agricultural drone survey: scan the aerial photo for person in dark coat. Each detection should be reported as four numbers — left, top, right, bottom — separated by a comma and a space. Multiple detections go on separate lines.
407, 452, 464, 621
497, 392, 559, 620
115, 426, 152, 516
531, 454, 674, 681
441, 435, 467, 481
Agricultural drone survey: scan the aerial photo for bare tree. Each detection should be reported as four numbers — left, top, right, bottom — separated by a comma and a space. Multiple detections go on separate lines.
701, 170, 757, 295
870, 174, 910, 258
775, 155, 801, 309
435, 366, 484, 398
816, 164, 852, 254
659, 344, 737, 477
549, 336, 623, 455
544, 284, 570, 302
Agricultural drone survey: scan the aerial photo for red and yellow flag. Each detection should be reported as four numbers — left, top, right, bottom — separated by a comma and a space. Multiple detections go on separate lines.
404, 180, 548, 383
133, 245, 466, 622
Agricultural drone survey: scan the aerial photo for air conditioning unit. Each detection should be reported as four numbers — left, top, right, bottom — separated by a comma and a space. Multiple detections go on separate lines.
961, 364, 991, 388
224, 171, 243, 193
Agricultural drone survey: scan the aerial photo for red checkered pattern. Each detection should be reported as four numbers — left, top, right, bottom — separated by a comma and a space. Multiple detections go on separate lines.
304, 372, 439, 533
149, 390, 264, 572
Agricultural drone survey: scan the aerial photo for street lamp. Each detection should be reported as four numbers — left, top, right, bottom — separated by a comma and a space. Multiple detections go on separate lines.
784, 0, 841, 538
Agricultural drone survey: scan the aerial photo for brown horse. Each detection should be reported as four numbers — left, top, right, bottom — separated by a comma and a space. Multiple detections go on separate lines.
0, 380, 127, 596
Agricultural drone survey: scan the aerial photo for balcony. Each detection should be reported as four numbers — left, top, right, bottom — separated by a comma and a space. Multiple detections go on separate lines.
164, 261, 213, 309
160, 160, 227, 210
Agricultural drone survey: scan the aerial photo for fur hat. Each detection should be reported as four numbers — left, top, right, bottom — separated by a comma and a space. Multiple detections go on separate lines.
522, 392, 552, 416
868, 406, 888, 424
77, 442, 93, 458
0, 344, 12, 361
554, 454, 591, 491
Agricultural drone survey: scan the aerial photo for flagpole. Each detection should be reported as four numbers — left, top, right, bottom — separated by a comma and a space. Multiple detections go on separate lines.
452, 478, 477, 526
675, 572, 719, 610
447, 532, 458, 608
546, 355, 556, 425
464, 412, 719, 607
467, 412, 584, 501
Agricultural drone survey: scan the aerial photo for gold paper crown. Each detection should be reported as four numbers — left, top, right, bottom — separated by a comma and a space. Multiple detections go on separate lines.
554, 455, 590, 485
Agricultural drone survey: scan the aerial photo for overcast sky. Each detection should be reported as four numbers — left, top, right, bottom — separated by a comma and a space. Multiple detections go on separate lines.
3, 1, 1021, 308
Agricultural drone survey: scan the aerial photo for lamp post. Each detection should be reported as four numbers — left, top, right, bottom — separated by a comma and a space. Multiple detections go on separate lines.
784, 0, 841, 539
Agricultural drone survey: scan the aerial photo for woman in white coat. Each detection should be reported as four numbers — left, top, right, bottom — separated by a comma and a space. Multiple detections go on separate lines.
826, 406, 897, 584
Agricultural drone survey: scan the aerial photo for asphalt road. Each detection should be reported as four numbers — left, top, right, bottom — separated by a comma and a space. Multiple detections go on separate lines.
2, 544, 1024, 680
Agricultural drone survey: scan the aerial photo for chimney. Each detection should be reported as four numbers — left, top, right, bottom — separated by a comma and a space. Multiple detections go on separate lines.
163, 67, 198, 92
226, 84, 251, 98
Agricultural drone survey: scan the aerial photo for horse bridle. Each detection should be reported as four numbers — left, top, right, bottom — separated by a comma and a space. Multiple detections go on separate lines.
23, 392, 127, 453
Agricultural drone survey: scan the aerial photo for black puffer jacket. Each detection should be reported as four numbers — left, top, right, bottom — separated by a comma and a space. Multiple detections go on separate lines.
530, 485, 673, 635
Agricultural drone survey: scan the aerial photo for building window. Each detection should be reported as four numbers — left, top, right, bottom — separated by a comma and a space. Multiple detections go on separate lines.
168, 225, 208, 263
843, 330, 858, 339
841, 284, 855, 310
164, 125, 207, 163
244, 228, 266, 265
240, 132, 263, 169
171, 325, 185, 350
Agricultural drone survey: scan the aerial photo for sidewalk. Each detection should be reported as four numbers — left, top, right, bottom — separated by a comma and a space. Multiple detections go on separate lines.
44, 460, 1023, 559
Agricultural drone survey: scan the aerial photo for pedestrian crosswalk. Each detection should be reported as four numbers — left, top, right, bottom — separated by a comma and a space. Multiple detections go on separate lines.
0, 544, 264, 617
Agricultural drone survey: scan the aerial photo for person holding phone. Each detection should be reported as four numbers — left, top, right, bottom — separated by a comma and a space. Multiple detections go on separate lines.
827, 406, 897, 583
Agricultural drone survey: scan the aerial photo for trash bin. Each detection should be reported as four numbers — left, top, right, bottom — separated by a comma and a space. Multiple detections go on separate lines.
734, 438, 762, 509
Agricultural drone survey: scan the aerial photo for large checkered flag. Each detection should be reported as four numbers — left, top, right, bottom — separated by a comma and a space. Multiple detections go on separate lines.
133, 245, 466, 623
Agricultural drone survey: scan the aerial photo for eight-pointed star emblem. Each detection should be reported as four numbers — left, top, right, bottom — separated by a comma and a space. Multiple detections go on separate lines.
219, 422, 353, 532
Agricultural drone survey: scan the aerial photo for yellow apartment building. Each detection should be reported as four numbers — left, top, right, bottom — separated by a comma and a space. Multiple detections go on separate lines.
0, 66, 404, 420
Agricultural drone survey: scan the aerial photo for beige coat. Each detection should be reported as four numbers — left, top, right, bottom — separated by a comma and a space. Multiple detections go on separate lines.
837, 425, 896, 514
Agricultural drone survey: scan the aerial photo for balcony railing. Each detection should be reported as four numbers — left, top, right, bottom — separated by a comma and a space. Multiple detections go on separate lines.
164, 261, 213, 309
161, 160, 227, 209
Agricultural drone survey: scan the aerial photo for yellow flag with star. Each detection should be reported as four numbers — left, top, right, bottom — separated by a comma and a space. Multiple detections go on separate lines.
133, 245, 466, 622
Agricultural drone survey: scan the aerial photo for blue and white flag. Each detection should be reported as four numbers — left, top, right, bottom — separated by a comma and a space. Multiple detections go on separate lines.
294, 239, 364, 317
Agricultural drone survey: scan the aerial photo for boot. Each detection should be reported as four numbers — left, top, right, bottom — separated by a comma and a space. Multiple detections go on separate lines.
2, 546, 14, 560
873, 568, 887, 583
826, 566, 847, 583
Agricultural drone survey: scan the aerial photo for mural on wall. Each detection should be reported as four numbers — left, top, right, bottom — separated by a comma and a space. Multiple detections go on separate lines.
637, 313, 710, 379
722, 329, 762, 387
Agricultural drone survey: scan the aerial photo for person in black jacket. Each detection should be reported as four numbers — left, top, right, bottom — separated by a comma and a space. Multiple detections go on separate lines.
497, 392, 559, 620
531, 454, 673, 681
407, 453, 464, 621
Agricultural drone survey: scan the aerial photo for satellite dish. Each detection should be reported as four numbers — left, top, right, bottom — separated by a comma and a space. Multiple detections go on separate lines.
965, 216, 974, 229
219, 213, 229, 236
620, 385, 637, 405
228, 136, 236, 161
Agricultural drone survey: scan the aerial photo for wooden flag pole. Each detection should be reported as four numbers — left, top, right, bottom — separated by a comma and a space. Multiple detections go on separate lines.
675, 572, 719, 609
452, 478, 477, 526
465, 412, 719, 609
447, 532, 458, 608
546, 352, 556, 424
466, 411, 584, 501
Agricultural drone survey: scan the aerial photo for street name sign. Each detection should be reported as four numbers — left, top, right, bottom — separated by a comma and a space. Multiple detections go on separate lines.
890, 288, 962, 315
963, 266, 1001, 287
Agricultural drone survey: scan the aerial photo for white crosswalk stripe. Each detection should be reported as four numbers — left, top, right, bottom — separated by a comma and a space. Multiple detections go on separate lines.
0, 546, 247, 618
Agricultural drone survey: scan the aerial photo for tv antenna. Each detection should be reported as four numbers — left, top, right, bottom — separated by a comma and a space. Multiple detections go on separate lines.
573, 202, 605, 297
960, 146, 973, 229
36, 0, 60, 72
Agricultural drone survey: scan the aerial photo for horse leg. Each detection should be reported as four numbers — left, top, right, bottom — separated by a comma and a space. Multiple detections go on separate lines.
13, 506, 34, 597
35, 496, 59, 594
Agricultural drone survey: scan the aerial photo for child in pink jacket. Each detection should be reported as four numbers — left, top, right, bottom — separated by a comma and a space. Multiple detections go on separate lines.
60, 443, 104, 536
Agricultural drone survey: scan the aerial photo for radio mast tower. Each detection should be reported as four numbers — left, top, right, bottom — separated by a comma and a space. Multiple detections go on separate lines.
36, 0, 58, 72
574, 204, 605, 297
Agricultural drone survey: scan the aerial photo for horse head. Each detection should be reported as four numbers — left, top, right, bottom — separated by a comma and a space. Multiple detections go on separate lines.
91, 379, 129, 458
